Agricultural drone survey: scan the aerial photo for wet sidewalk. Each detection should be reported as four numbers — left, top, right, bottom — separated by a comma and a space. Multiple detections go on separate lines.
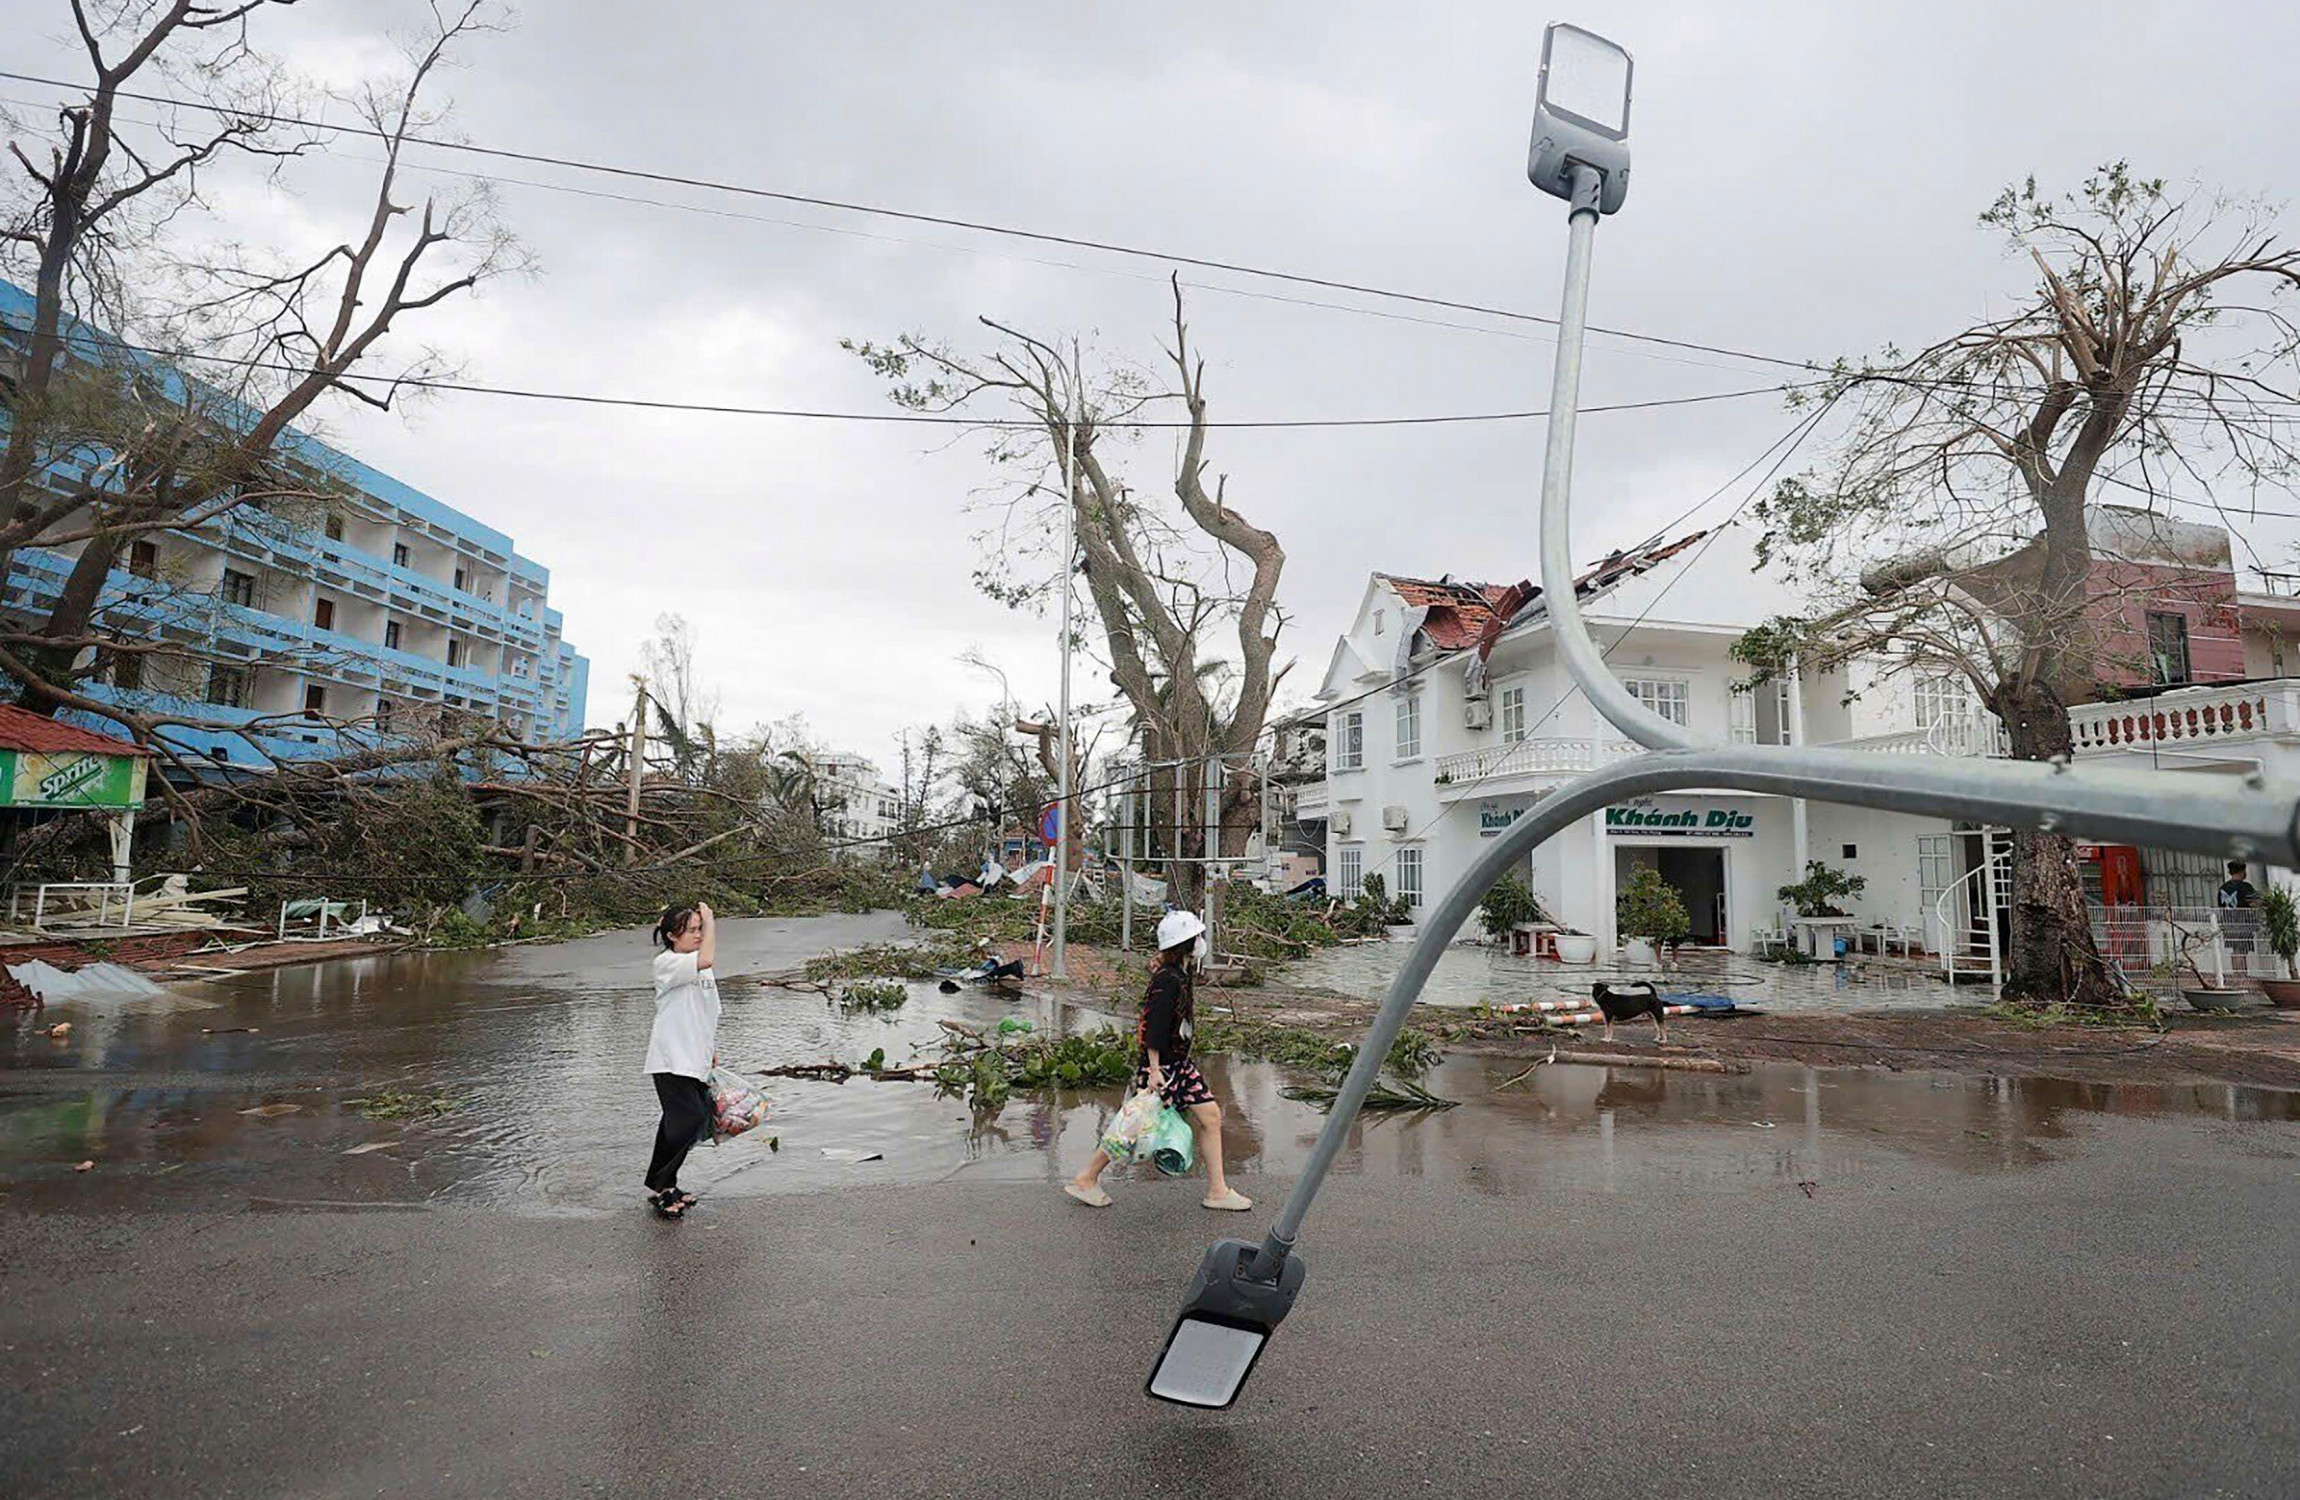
1276, 937, 1972, 1011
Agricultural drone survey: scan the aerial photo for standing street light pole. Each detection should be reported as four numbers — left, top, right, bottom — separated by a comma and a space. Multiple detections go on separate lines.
967, 653, 1017, 870
1052, 348, 1081, 980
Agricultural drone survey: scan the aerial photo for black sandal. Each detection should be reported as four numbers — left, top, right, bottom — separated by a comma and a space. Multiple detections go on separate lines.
649, 1190, 689, 1220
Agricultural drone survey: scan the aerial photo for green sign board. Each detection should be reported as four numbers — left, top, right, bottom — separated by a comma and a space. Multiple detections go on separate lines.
1605, 798, 1756, 838
0, 748, 147, 810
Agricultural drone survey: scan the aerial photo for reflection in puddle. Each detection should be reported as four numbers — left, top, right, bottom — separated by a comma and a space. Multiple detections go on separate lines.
3, 912, 2296, 1212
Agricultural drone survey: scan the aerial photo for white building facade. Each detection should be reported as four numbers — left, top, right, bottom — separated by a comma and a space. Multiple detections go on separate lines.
812, 752, 902, 851
1311, 518, 2300, 975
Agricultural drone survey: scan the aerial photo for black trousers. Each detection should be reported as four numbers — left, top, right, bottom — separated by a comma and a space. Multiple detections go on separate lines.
646, 1072, 712, 1194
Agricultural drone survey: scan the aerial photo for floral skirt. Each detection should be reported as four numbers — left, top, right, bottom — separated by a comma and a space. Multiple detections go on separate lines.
1135, 1057, 1215, 1110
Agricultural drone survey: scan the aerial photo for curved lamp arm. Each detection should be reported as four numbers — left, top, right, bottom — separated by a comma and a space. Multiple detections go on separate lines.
1538, 161, 1705, 752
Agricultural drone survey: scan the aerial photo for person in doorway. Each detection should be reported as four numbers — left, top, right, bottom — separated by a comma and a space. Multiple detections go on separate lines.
2219, 862, 2259, 910
643, 900, 718, 1220
1065, 910, 1252, 1212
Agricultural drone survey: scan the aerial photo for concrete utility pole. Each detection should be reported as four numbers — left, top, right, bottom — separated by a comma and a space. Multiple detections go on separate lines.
1121, 785, 1136, 952
624, 675, 648, 866
1052, 349, 1081, 979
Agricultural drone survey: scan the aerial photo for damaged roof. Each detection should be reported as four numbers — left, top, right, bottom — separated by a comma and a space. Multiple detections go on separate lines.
1376, 528, 1711, 650
0, 706, 148, 758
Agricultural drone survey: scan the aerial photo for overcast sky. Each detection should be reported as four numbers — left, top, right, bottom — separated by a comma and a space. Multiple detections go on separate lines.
9, 0, 2300, 770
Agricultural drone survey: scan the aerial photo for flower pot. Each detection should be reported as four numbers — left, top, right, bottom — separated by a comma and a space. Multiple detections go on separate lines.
2261, 978, 2300, 1009
2182, 986, 2254, 1013
1622, 937, 1656, 966
1554, 933, 1598, 964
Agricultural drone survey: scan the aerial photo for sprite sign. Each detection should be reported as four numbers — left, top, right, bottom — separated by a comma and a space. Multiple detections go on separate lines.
0, 748, 147, 809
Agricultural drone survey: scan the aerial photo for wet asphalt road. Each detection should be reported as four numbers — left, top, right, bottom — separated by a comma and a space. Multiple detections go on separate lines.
9, 1111, 2299, 1500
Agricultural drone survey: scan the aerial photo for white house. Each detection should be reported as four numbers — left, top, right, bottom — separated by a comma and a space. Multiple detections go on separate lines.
1307, 517, 2300, 974
812, 752, 902, 851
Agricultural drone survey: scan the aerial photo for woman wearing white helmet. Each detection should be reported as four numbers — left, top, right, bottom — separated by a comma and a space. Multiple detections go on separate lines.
1065, 908, 1251, 1211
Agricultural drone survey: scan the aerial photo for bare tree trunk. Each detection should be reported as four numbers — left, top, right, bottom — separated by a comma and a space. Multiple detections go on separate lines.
1993, 677, 2119, 1008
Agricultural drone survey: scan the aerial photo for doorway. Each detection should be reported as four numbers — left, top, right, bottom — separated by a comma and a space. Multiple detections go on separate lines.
1615, 844, 1727, 945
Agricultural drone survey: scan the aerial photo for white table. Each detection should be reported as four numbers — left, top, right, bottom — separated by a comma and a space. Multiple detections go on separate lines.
1788, 915, 1863, 961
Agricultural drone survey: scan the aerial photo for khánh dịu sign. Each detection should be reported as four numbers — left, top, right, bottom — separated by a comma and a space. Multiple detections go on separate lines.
1604, 799, 1755, 838
0, 748, 147, 809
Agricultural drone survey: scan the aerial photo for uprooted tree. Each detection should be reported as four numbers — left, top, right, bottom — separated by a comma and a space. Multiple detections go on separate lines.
1736, 164, 2300, 1008
846, 279, 1291, 907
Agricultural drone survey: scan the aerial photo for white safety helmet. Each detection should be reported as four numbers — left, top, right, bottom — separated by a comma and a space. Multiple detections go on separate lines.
1155, 909, 1207, 955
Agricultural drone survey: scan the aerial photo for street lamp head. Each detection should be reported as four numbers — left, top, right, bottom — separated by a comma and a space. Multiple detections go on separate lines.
1527, 21, 1632, 214
1146, 1237, 1307, 1409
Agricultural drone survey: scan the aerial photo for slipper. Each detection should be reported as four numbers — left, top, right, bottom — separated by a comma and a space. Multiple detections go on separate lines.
649, 1191, 688, 1221
1064, 1182, 1113, 1208
1201, 1189, 1253, 1212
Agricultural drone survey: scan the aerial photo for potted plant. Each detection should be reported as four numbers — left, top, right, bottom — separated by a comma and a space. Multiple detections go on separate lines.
1777, 860, 1866, 917
1777, 859, 1866, 959
1360, 874, 1416, 941
1617, 867, 1690, 967
2168, 909, 2253, 1012
1478, 871, 1550, 948
1553, 928, 1598, 964
2258, 886, 2300, 1007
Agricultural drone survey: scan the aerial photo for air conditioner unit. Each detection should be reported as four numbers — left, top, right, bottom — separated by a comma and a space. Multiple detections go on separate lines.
1463, 699, 1493, 730
1381, 805, 1410, 833
1330, 810, 1352, 836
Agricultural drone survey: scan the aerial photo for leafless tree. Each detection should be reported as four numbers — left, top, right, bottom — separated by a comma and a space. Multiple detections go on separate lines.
1739, 164, 2300, 1007
848, 278, 1291, 906
0, 0, 525, 725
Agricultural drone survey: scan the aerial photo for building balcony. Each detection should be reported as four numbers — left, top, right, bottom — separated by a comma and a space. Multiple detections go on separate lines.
1294, 783, 1330, 820
1824, 715, 2010, 759
1432, 735, 1642, 799
2068, 681, 2300, 759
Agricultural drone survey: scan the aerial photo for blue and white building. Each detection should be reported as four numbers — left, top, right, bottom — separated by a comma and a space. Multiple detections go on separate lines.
0, 281, 588, 772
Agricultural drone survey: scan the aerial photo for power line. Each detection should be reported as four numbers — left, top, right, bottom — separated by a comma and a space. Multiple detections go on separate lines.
39, 325, 1794, 427
0, 68, 1819, 376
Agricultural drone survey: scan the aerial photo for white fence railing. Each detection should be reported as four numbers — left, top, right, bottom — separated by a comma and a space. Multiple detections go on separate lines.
1833, 714, 2009, 759
7, 881, 136, 930
1293, 783, 1331, 819
1434, 736, 1643, 788
2091, 905, 2274, 993
2068, 683, 2300, 755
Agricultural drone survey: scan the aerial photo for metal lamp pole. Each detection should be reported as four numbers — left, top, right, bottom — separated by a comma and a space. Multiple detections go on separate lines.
1145, 19, 2300, 1411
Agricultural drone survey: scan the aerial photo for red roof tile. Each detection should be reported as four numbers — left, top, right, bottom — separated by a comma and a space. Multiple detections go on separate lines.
1379, 529, 1711, 652
0, 706, 149, 758
1378, 576, 1523, 650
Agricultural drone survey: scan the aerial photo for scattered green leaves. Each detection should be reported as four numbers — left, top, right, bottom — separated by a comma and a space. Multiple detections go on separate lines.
837, 979, 908, 1013
345, 1089, 461, 1121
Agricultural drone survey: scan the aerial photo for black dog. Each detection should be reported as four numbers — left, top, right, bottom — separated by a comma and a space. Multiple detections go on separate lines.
1593, 980, 1667, 1043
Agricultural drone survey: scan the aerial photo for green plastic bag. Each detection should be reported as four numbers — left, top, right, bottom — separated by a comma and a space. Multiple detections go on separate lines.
1146, 1105, 1195, 1177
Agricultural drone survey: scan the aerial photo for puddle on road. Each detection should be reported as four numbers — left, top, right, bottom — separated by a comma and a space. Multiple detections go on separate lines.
4, 913, 2296, 1213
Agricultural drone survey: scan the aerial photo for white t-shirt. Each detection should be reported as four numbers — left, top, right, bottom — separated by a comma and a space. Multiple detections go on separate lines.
644, 948, 721, 1081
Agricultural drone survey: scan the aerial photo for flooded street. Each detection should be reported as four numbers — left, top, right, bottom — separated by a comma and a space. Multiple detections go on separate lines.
4, 913, 2296, 1214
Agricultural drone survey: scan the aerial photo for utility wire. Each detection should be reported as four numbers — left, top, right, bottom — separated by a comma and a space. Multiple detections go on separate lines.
0, 68, 1818, 375
42, 323, 1792, 428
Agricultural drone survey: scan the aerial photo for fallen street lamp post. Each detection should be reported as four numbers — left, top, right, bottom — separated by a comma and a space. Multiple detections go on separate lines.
1148, 18, 2300, 1408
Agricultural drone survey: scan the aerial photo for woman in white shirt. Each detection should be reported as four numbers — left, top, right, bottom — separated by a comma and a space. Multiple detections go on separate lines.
643, 901, 718, 1219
